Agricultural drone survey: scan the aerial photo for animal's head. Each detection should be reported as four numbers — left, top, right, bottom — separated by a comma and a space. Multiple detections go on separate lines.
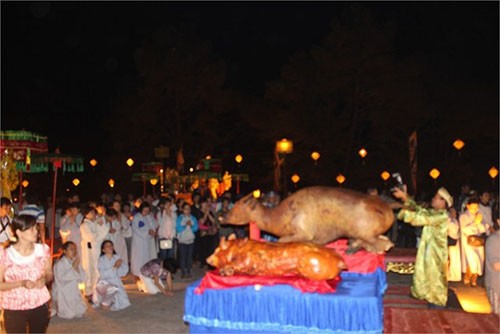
223, 193, 260, 225
206, 234, 241, 267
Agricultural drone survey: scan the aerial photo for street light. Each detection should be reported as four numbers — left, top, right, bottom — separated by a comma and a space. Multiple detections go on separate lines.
72, 178, 80, 187
150, 178, 158, 196
276, 139, 293, 154
336, 174, 346, 186
429, 168, 440, 185
311, 151, 320, 165
21, 180, 29, 188
89, 159, 98, 167
358, 148, 368, 159
380, 171, 390, 181
108, 178, 115, 188
126, 158, 134, 167
489, 166, 498, 179
235, 154, 243, 164
453, 139, 465, 151
274, 138, 293, 196
291, 174, 300, 188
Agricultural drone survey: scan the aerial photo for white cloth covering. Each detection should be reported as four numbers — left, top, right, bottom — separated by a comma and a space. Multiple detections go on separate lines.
106, 218, 128, 266
80, 218, 110, 295
92, 254, 130, 311
130, 213, 156, 276
137, 274, 164, 295
52, 256, 87, 319
460, 211, 487, 275
448, 216, 462, 281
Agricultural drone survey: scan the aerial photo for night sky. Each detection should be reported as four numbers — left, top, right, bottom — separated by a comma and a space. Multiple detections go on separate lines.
1, 2, 499, 196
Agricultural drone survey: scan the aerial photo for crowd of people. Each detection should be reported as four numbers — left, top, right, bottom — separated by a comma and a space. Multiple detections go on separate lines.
0, 183, 498, 332
0, 188, 271, 332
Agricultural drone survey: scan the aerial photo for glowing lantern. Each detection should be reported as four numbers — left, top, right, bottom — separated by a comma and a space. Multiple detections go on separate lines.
358, 148, 368, 159
381, 171, 391, 181
311, 151, 320, 163
291, 174, 300, 185
108, 178, 115, 188
72, 178, 80, 187
336, 174, 346, 185
21, 180, 29, 188
429, 168, 440, 180
235, 154, 243, 164
126, 158, 134, 167
275, 138, 293, 154
89, 159, 98, 167
489, 166, 498, 179
453, 139, 465, 151
253, 189, 261, 198
150, 178, 158, 186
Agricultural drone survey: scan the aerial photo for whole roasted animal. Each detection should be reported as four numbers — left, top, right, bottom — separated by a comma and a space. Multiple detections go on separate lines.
206, 235, 347, 280
224, 186, 394, 253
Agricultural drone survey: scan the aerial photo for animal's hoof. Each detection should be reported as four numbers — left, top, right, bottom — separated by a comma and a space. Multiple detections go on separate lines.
346, 246, 361, 255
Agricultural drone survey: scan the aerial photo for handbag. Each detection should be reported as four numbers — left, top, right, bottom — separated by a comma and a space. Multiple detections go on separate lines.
467, 233, 487, 247
159, 238, 173, 250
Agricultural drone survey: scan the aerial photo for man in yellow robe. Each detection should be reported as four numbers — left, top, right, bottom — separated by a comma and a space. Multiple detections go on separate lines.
393, 186, 453, 307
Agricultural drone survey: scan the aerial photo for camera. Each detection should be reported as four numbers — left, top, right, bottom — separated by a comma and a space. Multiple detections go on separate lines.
389, 172, 405, 191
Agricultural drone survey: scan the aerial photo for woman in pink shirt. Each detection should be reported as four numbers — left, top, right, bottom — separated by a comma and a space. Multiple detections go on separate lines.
0, 214, 53, 333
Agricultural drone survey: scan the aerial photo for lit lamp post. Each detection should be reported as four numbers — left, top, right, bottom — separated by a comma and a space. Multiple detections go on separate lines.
89, 159, 98, 170
453, 139, 465, 157
311, 151, 320, 165
358, 148, 368, 165
489, 166, 498, 185
291, 174, 300, 189
336, 173, 346, 186
126, 158, 134, 168
159, 169, 164, 193
150, 178, 158, 196
21, 180, 29, 188
429, 168, 440, 185
235, 154, 243, 194
108, 178, 115, 189
235, 154, 243, 166
380, 170, 390, 188
274, 138, 293, 196
72, 178, 80, 187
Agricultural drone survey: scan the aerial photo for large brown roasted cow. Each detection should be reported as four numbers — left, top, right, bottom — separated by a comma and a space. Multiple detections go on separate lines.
223, 186, 394, 253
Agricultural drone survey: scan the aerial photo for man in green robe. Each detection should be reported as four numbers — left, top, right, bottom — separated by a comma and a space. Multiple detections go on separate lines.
393, 186, 453, 307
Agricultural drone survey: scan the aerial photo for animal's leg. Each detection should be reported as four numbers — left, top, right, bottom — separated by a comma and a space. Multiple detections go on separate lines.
362, 236, 394, 254
346, 238, 363, 254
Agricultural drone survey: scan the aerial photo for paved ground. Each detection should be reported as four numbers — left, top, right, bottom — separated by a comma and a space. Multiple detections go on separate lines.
48, 266, 493, 333
48, 267, 207, 334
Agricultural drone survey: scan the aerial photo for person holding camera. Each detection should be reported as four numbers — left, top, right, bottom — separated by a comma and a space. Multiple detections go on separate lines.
393, 185, 453, 308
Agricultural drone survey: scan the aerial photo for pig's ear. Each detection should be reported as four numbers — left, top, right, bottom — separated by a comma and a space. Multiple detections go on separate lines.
242, 193, 254, 204
249, 198, 258, 210
228, 233, 237, 240
220, 237, 228, 249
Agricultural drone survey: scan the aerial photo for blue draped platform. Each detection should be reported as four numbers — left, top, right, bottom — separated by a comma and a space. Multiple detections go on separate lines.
184, 268, 387, 334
